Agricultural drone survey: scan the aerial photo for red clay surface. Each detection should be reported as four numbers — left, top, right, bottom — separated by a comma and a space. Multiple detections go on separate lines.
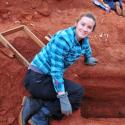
0, 0, 125, 125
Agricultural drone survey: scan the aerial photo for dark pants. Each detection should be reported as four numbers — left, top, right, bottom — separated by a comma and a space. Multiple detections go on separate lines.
24, 69, 84, 119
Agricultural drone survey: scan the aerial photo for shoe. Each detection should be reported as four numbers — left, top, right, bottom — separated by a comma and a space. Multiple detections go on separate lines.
115, 2, 122, 16
19, 96, 43, 125
31, 107, 51, 125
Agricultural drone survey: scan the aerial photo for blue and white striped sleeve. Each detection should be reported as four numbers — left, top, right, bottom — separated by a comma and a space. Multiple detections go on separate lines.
84, 38, 92, 58
49, 35, 69, 93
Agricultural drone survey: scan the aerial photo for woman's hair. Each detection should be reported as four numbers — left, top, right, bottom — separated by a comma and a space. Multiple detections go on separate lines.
76, 12, 96, 31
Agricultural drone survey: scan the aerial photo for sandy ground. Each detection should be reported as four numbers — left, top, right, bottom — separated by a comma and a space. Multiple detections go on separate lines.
0, 0, 125, 125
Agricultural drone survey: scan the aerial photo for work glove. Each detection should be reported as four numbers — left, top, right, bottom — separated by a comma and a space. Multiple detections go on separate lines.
85, 57, 98, 66
57, 92, 72, 116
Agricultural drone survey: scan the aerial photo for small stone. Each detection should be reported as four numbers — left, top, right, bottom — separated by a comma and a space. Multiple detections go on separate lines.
74, 74, 78, 77
5, 1, 9, 5
7, 117, 15, 124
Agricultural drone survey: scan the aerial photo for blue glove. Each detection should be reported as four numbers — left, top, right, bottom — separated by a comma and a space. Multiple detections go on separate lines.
85, 57, 98, 66
57, 92, 72, 116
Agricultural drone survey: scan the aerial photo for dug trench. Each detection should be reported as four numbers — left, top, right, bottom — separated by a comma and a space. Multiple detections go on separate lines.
6, 34, 125, 119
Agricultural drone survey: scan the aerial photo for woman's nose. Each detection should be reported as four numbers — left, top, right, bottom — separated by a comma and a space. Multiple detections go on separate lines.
83, 26, 88, 32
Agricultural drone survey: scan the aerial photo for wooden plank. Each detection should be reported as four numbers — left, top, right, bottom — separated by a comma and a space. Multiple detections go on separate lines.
0, 33, 9, 48
23, 26, 45, 47
45, 36, 51, 41
1, 25, 24, 36
0, 47, 14, 58
0, 34, 29, 67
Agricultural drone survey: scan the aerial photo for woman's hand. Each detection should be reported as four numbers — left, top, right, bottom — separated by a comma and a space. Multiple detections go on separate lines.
57, 92, 72, 116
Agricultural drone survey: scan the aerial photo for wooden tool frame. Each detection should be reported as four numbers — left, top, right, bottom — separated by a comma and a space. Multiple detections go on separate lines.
0, 25, 45, 67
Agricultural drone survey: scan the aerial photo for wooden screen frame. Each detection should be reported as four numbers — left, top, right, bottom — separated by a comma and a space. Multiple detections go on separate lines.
0, 25, 45, 67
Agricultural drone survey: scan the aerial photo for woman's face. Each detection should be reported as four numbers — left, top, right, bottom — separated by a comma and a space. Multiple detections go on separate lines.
75, 16, 95, 41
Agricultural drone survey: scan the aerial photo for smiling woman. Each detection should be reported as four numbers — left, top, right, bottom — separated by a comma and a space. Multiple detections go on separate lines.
19, 12, 98, 125
75, 12, 96, 41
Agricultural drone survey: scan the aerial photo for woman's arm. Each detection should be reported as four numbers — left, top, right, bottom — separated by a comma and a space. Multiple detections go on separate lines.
49, 35, 69, 94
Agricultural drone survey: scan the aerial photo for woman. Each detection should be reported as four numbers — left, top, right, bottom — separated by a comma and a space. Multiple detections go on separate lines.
19, 12, 97, 125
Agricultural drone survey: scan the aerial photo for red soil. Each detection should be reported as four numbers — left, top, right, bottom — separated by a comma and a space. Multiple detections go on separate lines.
0, 0, 125, 125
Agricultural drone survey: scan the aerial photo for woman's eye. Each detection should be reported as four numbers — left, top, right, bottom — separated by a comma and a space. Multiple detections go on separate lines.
81, 23, 85, 26
87, 26, 92, 30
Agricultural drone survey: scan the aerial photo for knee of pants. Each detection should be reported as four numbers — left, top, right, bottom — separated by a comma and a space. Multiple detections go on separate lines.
76, 85, 85, 98
69, 85, 84, 105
